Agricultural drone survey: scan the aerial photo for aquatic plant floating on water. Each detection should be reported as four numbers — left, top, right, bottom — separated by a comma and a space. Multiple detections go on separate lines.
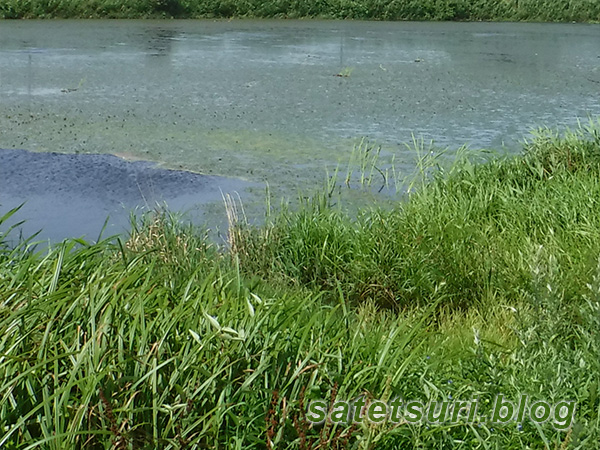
335, 67, 354, 78
60, 77, 85, 93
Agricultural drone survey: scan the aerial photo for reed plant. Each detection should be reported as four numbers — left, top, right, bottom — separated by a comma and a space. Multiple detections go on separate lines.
1, 122, 600, 448
233, 121, 600, 311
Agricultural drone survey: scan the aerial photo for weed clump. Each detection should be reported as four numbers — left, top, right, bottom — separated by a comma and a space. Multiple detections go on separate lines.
231, 121, 600, 311
2, 123, 600, 448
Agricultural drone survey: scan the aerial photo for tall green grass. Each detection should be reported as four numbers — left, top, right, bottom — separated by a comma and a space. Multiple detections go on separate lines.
1, 123, 600, 448
1, 0, 599, 21
233, 122, 600, 312
0, 215, 435, 448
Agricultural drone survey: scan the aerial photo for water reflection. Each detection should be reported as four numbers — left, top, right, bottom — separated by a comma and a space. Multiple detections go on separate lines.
143, 27, 179, 57
27, 54, 32, 97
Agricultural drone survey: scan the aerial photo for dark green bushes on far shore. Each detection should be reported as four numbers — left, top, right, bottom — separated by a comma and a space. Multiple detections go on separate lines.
1, 0, 599, 21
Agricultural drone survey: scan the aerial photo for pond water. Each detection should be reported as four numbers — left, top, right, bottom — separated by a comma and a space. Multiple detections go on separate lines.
0, 149, 252, 242
1, 20, 599, 242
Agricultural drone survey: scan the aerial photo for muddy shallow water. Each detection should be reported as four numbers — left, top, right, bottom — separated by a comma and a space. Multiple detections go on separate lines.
0, 149, 251, 243
1, 20, 599, 241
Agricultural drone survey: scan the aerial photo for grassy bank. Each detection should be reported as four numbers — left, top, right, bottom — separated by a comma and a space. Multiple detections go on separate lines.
2, 123, 600, 448
1, 0, 600, 21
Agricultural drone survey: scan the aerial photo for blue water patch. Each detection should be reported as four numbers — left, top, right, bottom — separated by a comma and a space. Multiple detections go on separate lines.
0, 149, 251, 243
